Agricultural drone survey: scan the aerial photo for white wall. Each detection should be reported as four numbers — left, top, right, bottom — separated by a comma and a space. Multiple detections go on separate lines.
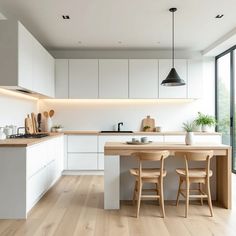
39, 58, 215, 132
0, 89, 38, 128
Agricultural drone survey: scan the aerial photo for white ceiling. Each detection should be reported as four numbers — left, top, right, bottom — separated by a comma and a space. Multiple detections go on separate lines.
0, 0, 236, 51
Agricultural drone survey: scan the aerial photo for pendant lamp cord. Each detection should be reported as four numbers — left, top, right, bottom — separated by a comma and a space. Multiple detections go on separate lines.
172, 10, 174, 68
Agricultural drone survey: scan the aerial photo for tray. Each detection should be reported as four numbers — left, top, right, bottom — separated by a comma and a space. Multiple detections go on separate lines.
126, 141, 152, 145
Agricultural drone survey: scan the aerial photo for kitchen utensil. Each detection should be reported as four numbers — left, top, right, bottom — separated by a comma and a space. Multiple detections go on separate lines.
37, 113, 42, 132
31, 113, 37, 133
25, 114, 34, 134
142, 115, 155, 132
43, 111, 49, 118
49, 109, 55, 118
0, 127, 6, 140
45, 117, 52, 132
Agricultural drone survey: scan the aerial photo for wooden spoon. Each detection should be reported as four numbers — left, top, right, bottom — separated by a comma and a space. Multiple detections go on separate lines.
49, 110, 55, 118
43, 111, 49, 118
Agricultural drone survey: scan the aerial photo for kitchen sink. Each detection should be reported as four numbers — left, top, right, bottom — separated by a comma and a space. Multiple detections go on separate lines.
100, 131, 133, 133
9, 133, 50, 139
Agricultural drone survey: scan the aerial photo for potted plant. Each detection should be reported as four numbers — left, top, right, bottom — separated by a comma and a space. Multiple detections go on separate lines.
194, 112, 216, 132
143, 125, 151, 132
51, 125, 63, 132
182, 121, 196, 145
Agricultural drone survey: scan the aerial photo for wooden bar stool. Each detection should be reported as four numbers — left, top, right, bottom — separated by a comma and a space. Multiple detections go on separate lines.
175, 151, 214, 218
129, 151, 169, 218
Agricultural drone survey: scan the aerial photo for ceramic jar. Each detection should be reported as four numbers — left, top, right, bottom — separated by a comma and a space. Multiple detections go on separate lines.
185, 132, 194, 145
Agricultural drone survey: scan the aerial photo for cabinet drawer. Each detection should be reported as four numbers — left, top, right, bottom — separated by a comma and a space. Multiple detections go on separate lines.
164, 135, 185, 143
98, 153, 104, 170
68, 135, 98, 152
98, 135, 130, 152
194, 135, 222, 144
68, 153, 98, 170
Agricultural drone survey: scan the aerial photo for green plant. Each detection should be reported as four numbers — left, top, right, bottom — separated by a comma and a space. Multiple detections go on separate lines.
195, 112, 216, 127
143, 125, 151, 131
52, 124, 63, 129
182, 121, 196, 132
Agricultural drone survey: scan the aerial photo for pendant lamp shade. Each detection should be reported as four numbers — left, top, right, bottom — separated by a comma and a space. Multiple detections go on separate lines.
161, 8, 186, 86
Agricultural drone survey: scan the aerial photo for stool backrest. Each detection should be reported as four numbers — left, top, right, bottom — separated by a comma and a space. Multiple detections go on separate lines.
175, 151, 214, 178
132, 151, 169, 179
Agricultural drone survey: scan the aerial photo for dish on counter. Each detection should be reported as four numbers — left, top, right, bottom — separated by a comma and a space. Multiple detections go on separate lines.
126, 141, 152, 145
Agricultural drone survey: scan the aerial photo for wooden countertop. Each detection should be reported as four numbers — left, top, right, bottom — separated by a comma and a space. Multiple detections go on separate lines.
63, 130, 221, 136
104, 142, 231, 156
0, 133, 64, 147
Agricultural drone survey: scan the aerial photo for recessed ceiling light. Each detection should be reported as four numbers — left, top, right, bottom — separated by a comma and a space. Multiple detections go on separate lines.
62, 15, 70, 19
215, 14, 224, 19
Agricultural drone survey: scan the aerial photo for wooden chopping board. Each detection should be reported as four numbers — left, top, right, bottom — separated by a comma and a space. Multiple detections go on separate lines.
31, 113, 37, 133
25, 114, 34, 134
141, 115, 155, 132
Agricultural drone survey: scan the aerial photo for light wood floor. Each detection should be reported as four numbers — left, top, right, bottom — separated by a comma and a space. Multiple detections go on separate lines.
0, 175, 236, 236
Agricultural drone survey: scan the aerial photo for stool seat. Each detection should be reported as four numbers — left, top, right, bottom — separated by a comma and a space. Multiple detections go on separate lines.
130, 168, 167, 178
176, 168, 213, 178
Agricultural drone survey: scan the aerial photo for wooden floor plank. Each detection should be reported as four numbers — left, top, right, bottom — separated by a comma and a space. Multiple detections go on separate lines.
0, 175, 235, 236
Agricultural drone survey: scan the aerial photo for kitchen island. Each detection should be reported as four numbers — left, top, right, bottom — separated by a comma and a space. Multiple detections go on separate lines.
104, 142, 232, 210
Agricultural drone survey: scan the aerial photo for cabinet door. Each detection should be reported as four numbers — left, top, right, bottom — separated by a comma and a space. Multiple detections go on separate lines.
68, 153, 98, 170
55, 59, 69, 98
44, 52, 55, 98
99, 59, 129, 98
68, 135, 98, 152
159, 59, 187, 98
98, 153, 104, 170
129, 60, 158, 98
187, 60, 203, 99
69, 59, 98, 98
18, 23, 33, 91
164, 135, 185, 142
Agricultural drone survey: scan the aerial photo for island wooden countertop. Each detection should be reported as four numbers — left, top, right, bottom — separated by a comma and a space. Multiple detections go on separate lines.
0, 133, 64, 147
104, 142, 231, 156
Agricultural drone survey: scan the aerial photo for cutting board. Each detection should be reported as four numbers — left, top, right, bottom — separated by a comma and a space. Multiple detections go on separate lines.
31, 113, 37, 133
141, 116, 155, 132
25, 114, 34, 134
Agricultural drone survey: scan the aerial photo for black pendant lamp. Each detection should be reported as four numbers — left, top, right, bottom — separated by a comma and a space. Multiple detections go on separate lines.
161, 8, 185, 86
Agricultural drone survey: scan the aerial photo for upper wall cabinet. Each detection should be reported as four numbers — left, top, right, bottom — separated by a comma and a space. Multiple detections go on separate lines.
187, 59, 203, 99
129, 60, 158, 98
69, 59, 99, 99
159, 59, 187, 98
55, 59, 69, 99
99, 60, 129, 98
0, 20, 55, 97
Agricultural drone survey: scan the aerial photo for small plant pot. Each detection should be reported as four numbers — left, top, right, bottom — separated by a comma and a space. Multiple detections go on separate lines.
185, 132, 194, 145
201, 125, 210, 132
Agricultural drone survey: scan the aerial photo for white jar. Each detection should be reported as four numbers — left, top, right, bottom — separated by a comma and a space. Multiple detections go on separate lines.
0, 127, 6, 140
185, 132, 194, 145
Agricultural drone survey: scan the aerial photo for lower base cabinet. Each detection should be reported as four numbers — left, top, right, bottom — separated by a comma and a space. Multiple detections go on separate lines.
68, 153, 98, 170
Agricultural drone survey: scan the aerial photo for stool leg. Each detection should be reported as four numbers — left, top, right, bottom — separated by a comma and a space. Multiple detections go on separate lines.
176, 177, 183, 206
206, 179, 213, 217
136, 180, 142, 218
133, 181, 138, 205
185, 178, 190, 218
199, 183, 203, 205
159, 177, 165, 218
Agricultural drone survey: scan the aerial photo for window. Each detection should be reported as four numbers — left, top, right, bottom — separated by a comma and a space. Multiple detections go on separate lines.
216, 47, 236, 173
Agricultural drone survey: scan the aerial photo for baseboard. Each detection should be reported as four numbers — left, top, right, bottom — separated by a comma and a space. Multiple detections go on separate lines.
62, 170, 104, 175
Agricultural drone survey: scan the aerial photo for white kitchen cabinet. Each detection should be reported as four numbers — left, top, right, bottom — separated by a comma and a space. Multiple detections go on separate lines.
98, 153, 104, 170
99, 59, 129, 98
68, 135, 98, 152
159, 59, 187, 98
68, 153, 98, 170
69, 59, 98, 98
55, 59, 69, 98
129, 59, 158, 98
0, 20, 55, 97
187, 60, 203, 99
194, 135, 222, 144
135, 135, 164, 142
164, 135, 185, 143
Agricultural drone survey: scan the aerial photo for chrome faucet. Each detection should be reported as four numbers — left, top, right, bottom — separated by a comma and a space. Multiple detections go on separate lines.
118, 122, 124, 132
